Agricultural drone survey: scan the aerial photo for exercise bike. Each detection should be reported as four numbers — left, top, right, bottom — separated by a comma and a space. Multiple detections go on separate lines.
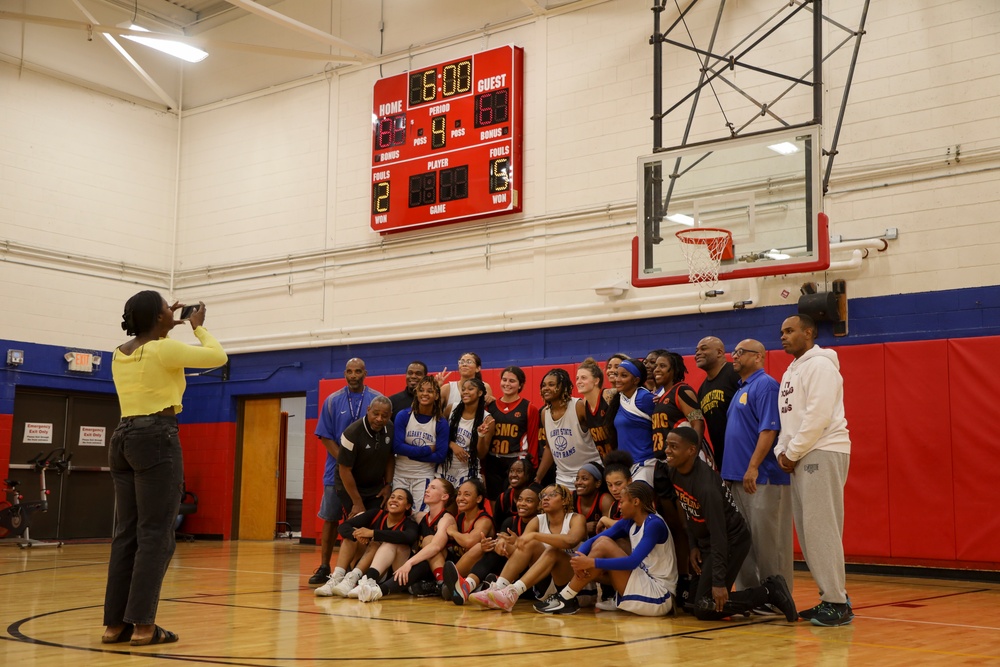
0, 448, 72, 548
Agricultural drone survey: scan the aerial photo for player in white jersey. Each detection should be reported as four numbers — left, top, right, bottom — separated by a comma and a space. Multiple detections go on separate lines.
438, 378, 495, 488
535, 482, 678, 616
535, 369, 603, 488
469, 484, 587, 611
436, 352, 493, 414
391, 377, 450, 511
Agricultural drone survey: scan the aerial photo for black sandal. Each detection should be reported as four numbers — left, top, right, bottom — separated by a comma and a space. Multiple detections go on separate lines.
130, 625, 179, 646
101, 624, 134, 644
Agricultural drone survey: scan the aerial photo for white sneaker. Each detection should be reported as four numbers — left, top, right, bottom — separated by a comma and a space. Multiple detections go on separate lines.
596, 598, 618, 611
314, 571, 347, 597
348, 575, 373, 598
358, 578, 383, 603
328, 572, 361, 597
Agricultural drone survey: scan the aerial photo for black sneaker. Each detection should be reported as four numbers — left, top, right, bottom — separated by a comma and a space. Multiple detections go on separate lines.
809, 601, 854, 627
408, 580, 442, 598
476, 573, 498, 593
308, 565, 331, 586
442, 562, 459, 601
533, 593, 580, 615
763, 575, 798, 622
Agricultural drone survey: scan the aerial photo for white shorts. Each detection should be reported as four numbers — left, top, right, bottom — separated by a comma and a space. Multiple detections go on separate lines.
391, 474, 432, 512
615, 568, 674, 617
630, 460, 656, 486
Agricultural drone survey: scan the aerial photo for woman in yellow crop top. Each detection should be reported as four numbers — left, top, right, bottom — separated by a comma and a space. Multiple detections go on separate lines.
102, 291, 227, 647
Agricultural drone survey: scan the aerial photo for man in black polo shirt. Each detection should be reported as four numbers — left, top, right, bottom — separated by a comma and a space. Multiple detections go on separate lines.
336, 396, 395, 518
388, 361, 428, 417
695, 336, 740, 469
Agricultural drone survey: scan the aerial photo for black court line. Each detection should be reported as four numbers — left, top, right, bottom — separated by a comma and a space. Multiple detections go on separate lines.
852, 588, 989, 611
2, 596, 780, 665
0, 562, 105, 577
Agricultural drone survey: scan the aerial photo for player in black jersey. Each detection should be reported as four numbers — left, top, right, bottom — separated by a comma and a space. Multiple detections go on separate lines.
442, 478, 495, 600
492, 457, 535, 530
577, 358, 613, 459
444, 484, 540, 605
315, 488, 418, 597
352, 478, 457, 602
484, 366, 539, 497
573, 462, 612, 537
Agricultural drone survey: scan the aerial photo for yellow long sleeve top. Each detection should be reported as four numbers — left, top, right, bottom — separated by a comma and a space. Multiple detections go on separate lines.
112, 326, 228, 417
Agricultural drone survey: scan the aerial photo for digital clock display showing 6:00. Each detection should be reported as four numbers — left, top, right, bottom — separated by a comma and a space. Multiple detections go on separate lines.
370, 45, 523, 233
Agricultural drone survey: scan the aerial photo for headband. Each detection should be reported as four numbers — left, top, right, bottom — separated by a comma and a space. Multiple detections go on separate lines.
618, 359, 642, 378
580, 462, 603, 483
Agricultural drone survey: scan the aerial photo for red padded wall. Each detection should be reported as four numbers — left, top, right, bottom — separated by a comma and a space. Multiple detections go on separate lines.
179, 422, 237, 538
948, 337, 1000, 564
837, 344, 891, 557
884, 341, 956, 560
0, 413, 12, 480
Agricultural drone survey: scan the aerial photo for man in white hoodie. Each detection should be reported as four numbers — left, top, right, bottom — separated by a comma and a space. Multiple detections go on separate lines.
775, 314, 853, 627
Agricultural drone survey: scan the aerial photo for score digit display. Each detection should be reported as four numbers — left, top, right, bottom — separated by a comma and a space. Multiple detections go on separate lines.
371, 45, 523, 233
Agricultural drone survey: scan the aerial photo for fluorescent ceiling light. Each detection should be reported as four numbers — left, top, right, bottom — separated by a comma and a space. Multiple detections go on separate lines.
121, 25, 208, 63
665, 213, 695, 226
764, 249, 791, 260
767, 142, 799, 156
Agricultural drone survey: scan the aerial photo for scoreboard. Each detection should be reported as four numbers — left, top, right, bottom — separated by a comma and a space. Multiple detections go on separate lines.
370, 45, 524, 233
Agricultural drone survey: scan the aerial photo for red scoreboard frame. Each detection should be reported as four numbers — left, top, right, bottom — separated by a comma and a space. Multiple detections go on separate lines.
370, 45, 524, 233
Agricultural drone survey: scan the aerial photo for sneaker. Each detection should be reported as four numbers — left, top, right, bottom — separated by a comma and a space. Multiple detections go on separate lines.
477, 574, 498, 592
442, 562, 459, 601
315, 571, 353, 597
408, 580, 442, 598
489, 585, 521, 612
595, 597, 618, 611
809, 601, 853, 627
357, 578, 383, 603
534, 593, 580, 615
348, 575, 373, 599
308, 565, 331, 586
469, 589, 498, 609
453, 576, 474, 606
799, 595, 852, 621
764, 575, 798, 622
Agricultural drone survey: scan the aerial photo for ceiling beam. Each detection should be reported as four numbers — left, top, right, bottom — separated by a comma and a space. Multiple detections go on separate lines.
0, 12, 364, 64
69, 0, 178, 109
222, 0, 374, 61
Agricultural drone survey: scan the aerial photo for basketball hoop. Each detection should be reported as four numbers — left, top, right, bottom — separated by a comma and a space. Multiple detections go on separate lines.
675, 228, 734, 287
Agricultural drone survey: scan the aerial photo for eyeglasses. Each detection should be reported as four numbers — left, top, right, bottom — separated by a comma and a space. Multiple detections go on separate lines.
540, 492, 563, 499
733, 348, 764, 358
457, 358, 476, 366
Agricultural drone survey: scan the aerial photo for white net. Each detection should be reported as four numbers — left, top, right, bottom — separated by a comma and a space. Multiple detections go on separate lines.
676, 229, 731, 286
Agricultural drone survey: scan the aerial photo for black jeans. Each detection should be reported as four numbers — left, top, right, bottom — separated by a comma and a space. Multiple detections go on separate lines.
103, 414, 183, 626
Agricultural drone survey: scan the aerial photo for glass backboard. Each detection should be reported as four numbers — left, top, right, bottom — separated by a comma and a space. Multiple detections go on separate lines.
633, 125, 828, 287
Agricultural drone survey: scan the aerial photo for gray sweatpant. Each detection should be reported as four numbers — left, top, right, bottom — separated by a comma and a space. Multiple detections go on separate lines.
729, 481, 794, 593
790, 449, 850, 604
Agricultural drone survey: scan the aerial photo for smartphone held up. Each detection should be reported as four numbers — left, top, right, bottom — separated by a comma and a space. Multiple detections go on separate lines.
180, 303, 201, 320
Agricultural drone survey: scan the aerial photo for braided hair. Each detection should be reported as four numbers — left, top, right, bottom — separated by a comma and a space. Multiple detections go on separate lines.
410, 376, 444, 418
623, 481, 659, 515
121, 290, 164, 336
541, 368, 573, 405
447, 377, 487, 479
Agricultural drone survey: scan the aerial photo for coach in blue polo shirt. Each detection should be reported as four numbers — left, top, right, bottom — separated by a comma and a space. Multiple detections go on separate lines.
721, 339, 793, 593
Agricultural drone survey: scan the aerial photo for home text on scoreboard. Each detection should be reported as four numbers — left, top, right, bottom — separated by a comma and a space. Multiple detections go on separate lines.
370, 45, 523, 233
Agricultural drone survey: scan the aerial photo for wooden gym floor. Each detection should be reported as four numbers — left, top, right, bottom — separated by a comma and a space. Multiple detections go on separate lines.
2, 541, 999, 666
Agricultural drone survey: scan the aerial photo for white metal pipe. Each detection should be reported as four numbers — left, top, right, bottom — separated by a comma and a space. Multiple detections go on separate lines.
221, 282, 760, 354
829, 238, 888, 253
825, 249, 864, 272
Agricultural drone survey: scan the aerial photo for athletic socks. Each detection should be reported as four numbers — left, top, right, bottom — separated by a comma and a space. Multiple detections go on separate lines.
433, 567, 444, 582
511, 580, 528, 596
559, 587, 579, 601
333, 567, 347, 580
496, 577, 511, 588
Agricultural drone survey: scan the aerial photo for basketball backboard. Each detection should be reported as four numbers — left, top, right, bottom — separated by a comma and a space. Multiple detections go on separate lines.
632, 125, 828, 288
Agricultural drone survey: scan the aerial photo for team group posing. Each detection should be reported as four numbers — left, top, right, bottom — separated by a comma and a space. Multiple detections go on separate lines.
307, 314, 854, 628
